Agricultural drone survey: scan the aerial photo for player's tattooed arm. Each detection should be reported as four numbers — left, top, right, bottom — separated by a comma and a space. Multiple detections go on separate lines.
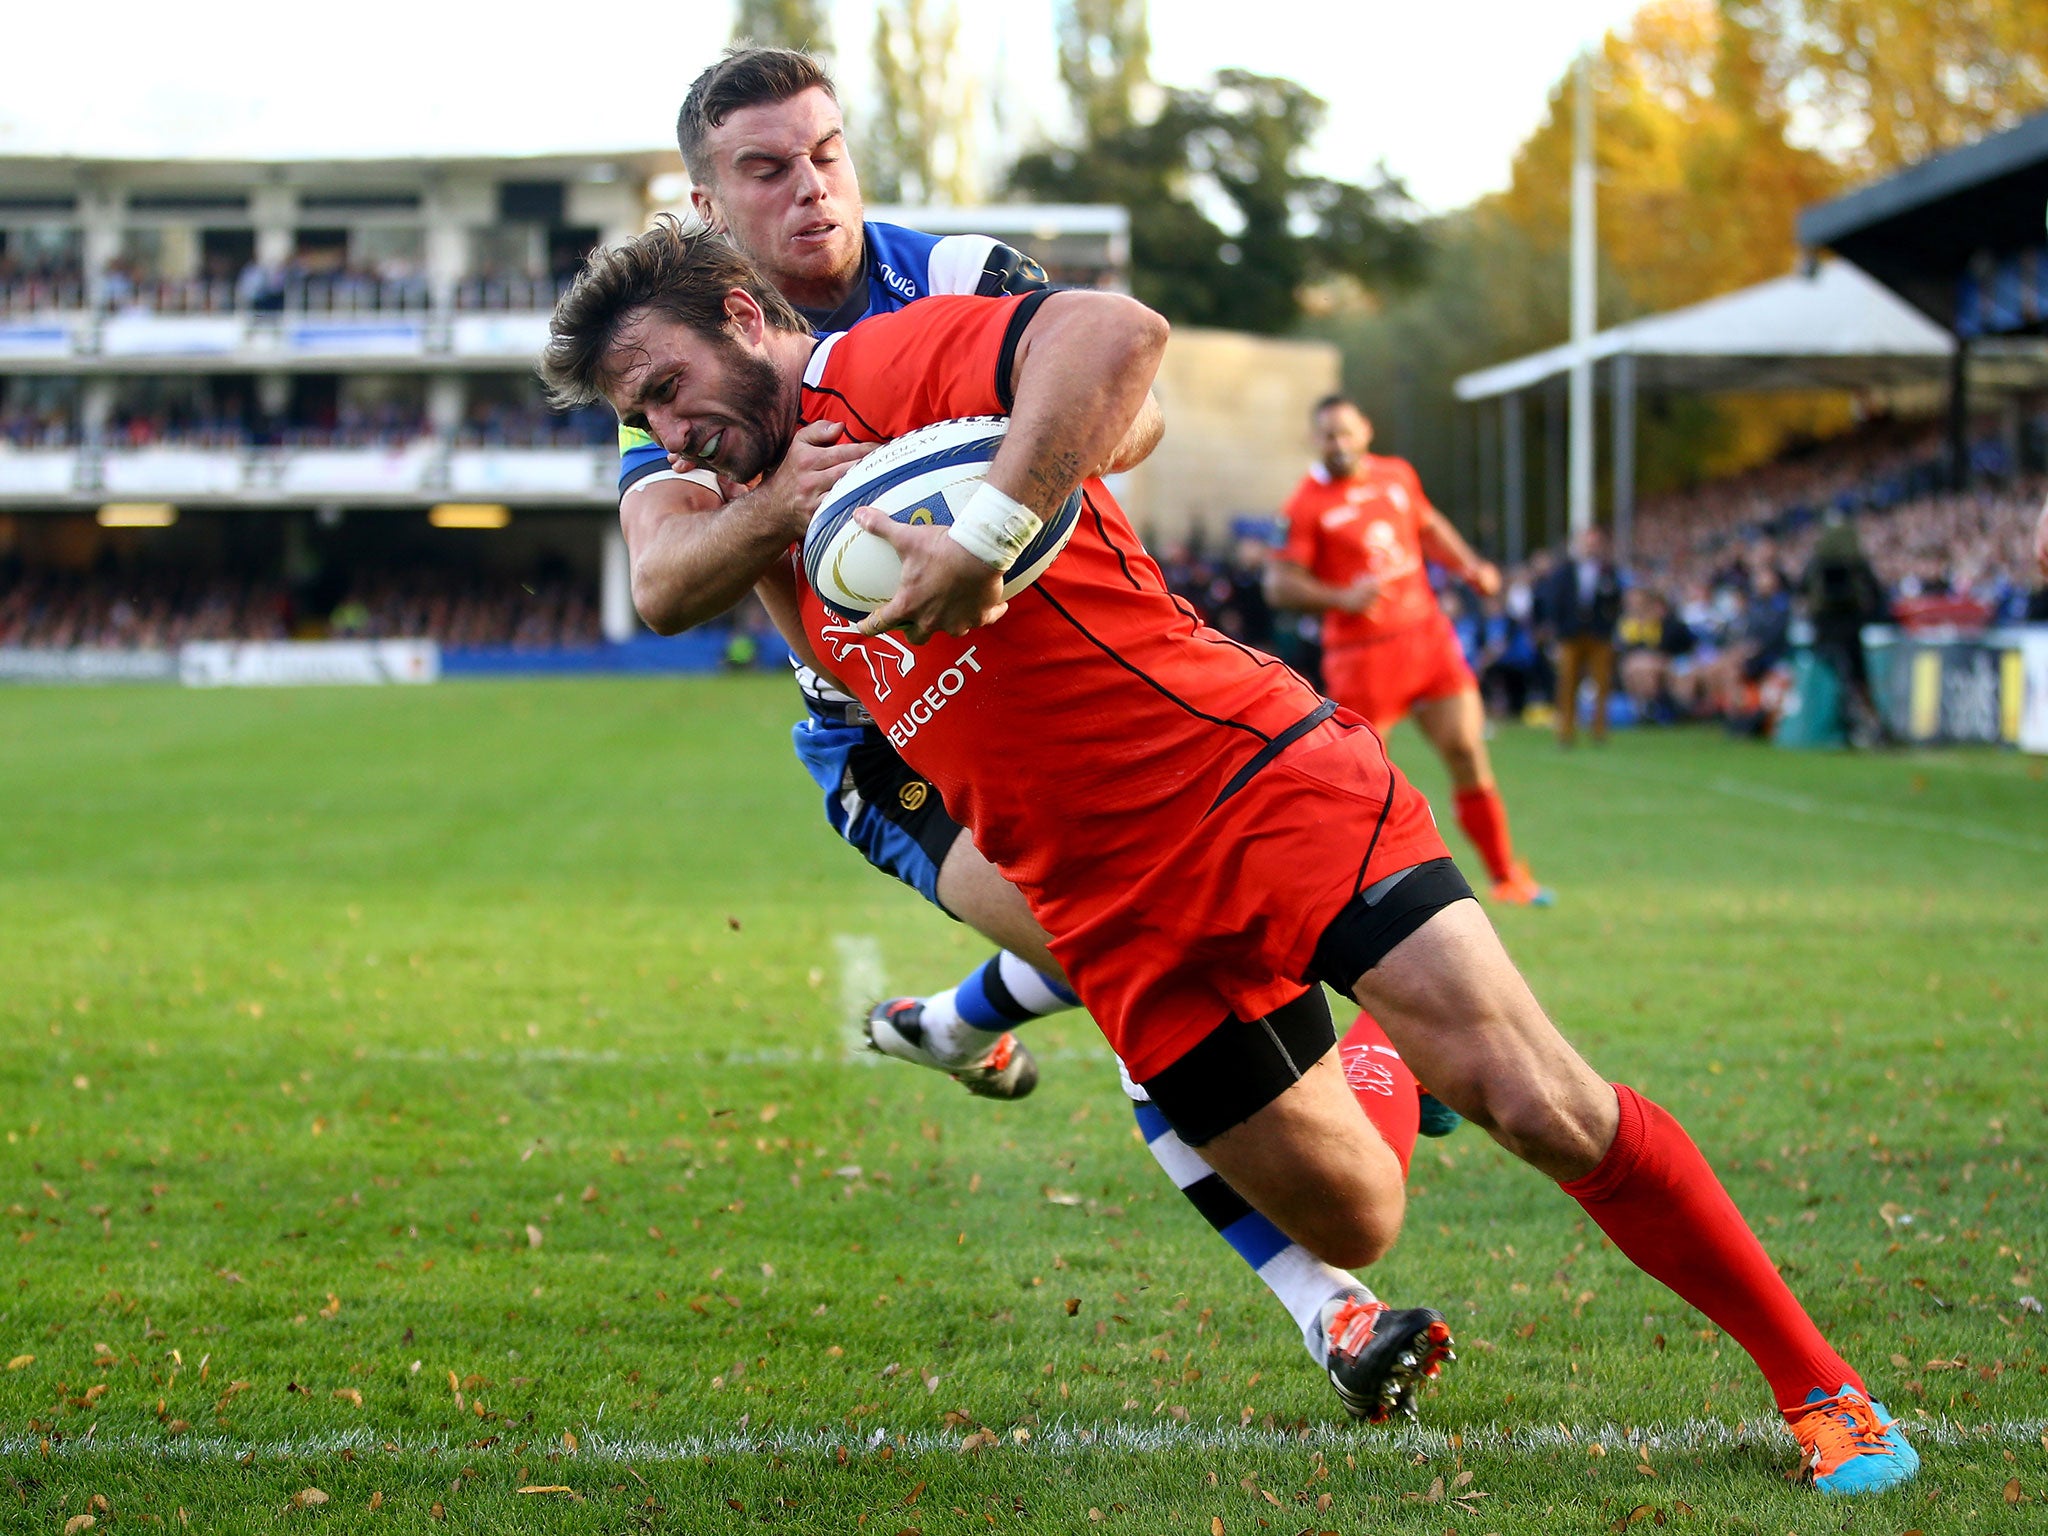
991, 291, 1171, 517
1024, 448, 1087, 511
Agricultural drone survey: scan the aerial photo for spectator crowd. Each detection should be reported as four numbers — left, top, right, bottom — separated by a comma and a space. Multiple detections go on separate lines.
4, 413, 2044, 694
1156, 415, 2047, 738
0, 567, 600, 652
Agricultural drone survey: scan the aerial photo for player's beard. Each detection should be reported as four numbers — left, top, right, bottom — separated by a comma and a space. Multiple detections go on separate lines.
709, 338, 800, 484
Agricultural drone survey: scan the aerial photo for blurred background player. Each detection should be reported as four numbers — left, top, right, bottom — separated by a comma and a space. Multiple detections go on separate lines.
1268, 395, 1552, 906
610, 47, 1427, 1415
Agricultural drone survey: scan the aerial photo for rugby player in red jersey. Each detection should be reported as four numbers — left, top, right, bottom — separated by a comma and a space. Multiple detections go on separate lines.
611, 48, 1436, 1419
1270, 397, 1550, 908
536, 226, 1919, 1493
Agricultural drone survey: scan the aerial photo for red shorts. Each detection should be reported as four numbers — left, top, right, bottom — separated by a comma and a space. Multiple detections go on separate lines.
1321, 615, 1476, 732
1043, 714, 1451, 1082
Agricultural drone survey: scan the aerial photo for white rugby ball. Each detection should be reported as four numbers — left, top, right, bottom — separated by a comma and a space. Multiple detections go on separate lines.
802, 416, 1084, 622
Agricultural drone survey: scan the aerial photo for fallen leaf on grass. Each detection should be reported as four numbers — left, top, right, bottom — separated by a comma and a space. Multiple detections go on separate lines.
2006, 1478, 2025, 1504
5, 1355, 31, 1370
517, 1486, 573, 1495
290, 1488, 328, 1509
368, 1492, 383, 1511
332, 1388, 362, 1408
1042, 1188, 1083, 1206
1210, 1519, 1225, 1536
63, 1518, 95, 1536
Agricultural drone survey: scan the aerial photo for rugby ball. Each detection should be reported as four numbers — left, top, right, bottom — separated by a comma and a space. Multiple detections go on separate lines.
802, 416, 1084, 622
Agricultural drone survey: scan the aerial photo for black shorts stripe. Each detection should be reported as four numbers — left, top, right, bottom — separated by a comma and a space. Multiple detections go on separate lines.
1206, 700, 1337, 815
1350, 725, 1402, 899
1140, 988, 1337, 1147
1308, 856, 1476, 994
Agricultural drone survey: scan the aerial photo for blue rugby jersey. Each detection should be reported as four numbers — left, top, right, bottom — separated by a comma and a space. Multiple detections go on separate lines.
614, 223, 1049, 497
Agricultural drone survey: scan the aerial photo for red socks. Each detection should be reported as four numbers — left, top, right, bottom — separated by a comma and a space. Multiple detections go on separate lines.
1562, 1085, 1862, 1413
1453, 785, 1515, 884
1337, 1011, 1421, 1176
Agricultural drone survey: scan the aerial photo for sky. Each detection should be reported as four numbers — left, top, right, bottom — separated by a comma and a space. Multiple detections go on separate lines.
0, 0, 1649, 213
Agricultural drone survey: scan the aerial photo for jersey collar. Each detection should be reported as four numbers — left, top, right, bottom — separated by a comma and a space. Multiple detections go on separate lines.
802, 331, 844, 388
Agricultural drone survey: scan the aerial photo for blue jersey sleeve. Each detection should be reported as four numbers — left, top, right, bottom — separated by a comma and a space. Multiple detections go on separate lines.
617, 422, 672, 497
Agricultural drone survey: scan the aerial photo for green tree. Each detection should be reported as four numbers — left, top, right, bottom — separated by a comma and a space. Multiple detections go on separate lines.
730, 0, 831, 52
869, 0, 979, 204
1056, 0, 1152, 143
1010, 69, 1427, 333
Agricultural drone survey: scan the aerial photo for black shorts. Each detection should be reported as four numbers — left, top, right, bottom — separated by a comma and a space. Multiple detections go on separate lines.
1137, 856, 1474, 1145
847, 722, 969, 876
1140, 986, 1337, 1147
1307, 856, 1475, 995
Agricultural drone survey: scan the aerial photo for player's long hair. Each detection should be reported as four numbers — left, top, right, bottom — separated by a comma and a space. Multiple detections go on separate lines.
537, 215, 809, 411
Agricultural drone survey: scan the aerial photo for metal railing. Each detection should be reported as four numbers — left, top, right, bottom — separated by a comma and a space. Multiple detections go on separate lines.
0, 274, 570, 318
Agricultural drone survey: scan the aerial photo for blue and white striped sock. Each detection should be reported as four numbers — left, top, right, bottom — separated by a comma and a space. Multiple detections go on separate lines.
1128, 1090, 1367, 1366
917, 951, 1077, 1063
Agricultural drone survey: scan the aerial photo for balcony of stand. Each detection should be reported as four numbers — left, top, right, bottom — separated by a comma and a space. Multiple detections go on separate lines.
0, 273, 575, 369
0, 440, 614, 506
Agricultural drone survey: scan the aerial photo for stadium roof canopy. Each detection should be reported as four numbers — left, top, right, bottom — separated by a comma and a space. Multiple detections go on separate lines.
1797, 108, 2048, 331
1452, 259, 1952, 403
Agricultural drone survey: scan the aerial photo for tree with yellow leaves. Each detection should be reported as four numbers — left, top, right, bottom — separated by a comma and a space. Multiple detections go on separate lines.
1496, 0, 1840, 324
1734, 0, 2048, 174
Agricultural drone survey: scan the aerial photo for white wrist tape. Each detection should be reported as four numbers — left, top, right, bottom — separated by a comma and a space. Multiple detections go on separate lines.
947, 481, 1042, 572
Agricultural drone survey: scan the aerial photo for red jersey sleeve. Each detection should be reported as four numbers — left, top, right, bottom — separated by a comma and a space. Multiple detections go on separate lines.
1399, 458, 1438, 520
1279, 479, 1322, 572
805, 292, 1051, 440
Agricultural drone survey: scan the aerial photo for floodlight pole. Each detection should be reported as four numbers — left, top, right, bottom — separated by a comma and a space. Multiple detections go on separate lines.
1568, 48, 1596, 541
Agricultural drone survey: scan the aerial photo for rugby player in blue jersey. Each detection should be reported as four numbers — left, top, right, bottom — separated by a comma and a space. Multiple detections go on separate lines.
614, 46, 1432, 1417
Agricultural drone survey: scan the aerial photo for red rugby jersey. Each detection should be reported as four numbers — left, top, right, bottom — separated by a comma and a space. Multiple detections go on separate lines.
1279, 455, 1439, 647
791, 294, 1331, 923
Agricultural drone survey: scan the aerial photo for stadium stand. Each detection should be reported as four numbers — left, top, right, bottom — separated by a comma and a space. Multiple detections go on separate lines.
0, 158, 1132, 667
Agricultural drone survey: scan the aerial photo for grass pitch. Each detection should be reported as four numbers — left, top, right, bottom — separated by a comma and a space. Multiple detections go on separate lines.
1, 674, 2043, 1533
